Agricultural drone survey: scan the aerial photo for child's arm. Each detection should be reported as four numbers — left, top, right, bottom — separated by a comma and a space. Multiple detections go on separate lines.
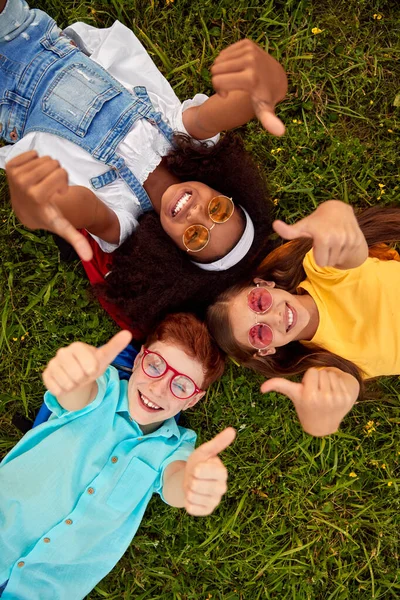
261, 367, 360, 437
182, 39, 287, 139
6, 152, 121, 261
273, 200, 369, 269
162, 427, 236, 515
42, 331, 132, 412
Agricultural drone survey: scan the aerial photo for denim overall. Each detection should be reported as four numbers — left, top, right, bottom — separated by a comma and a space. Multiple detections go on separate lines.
0, 0, 175, 212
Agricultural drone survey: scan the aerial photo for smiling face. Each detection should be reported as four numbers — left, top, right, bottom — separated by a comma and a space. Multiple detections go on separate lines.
228, 280, 317, 356
160, 181, 245, 263
127, 340, 206, 433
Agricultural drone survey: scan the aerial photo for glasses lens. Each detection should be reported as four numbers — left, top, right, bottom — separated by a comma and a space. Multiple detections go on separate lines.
183, 224, 210, 252
208, 196, 234, 223
248, 323, 274, 350
247, 287, 273, 314
142, 352, 167, 377
171, 375, 195, 399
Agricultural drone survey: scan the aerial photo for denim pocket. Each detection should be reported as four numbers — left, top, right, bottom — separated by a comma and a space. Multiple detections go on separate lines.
106, 457, 158, 512
42, 62, 121, 137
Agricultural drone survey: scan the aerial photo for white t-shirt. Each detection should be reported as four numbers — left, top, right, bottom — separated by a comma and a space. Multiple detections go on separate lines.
0, 21, 219, 252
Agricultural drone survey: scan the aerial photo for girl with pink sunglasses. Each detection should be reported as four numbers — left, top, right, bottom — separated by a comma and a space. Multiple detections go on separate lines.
208, 202, 400, 437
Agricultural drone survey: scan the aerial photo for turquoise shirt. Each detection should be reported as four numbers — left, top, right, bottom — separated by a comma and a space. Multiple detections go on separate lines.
0, 367, 196, 600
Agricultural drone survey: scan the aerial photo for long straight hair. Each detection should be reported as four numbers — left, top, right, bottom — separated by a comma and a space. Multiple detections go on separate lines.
207, 206, 400, 391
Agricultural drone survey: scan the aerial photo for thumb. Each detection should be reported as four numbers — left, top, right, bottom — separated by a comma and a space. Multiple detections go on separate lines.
261, 377, 302, 402
258, 109, 286, 137
42, 203, 93, 262
95, 330, 133, 370
194, 427, 236, 462
272, 218, 313, 241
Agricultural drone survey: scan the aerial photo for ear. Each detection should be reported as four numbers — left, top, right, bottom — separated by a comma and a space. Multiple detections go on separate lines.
133, 346, 144, 369
182, 391, 206, 410
254, 347, 276, 357
253, 277, 275, 288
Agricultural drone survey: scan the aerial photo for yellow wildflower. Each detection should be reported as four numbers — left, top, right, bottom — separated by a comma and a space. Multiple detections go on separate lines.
370, 100, 374, 105
273, 198, 279, 206
373, 14, 383, 20
349, 472, 357, 478
387, 481, 393, 487
166, 0, 175, 4
20, 336, 25, 341
312, 27, 323, 35
378, 183, 385, 188
364, 420, 376, 435
388, 129, 394, 133
381, 464, 386, 469
12, 337, 18, 341
292, 119, 298, 123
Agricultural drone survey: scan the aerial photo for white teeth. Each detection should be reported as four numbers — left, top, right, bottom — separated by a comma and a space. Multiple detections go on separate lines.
172, 192, 192, 216
140, 392, 162, 410
287, 306, 293, 330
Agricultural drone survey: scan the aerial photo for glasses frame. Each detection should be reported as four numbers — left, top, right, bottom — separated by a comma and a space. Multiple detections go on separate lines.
141, 348, 203, 400
182, 195, 235, 253
247, 283, 274, 351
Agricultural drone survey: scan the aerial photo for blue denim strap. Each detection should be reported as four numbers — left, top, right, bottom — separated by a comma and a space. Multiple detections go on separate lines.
0, 0, 35, 43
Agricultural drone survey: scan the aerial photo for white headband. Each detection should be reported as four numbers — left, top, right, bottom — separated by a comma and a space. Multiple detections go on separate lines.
193, 207, 255, 272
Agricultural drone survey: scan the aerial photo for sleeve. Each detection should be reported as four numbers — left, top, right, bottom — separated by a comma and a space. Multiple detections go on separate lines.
302, 249, 352, 283
163, 94, 221, 145
44, 366, 118, 420
155, 428, 197, 504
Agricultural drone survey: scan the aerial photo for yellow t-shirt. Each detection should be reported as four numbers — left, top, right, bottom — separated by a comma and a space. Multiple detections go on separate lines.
298, 250, 400, 379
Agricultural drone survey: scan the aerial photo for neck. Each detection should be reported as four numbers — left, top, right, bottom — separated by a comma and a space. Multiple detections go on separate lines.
143, 158, 180, 214
297, 293, 319, 341
140, 420, 164, 435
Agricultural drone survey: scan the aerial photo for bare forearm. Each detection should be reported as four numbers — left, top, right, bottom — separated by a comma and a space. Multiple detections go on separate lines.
162, 461, 186, 507
54, 186, 120, 244
183, 91, 255, 139
57, 382, 98, 412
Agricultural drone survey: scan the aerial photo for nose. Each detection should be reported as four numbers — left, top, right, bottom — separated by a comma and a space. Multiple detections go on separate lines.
148, 374, 171, 399
261, 306, 284, 331
186, 203, 202, 222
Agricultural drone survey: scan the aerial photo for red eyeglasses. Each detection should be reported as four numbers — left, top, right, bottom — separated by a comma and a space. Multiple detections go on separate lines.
247, 284, 274, 350
141, 348, 203, 399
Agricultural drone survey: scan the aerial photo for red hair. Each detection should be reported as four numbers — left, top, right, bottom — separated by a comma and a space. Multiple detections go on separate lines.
146, 313, 225, 389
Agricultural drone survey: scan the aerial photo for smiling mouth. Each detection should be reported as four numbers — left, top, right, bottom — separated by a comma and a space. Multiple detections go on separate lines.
171, 191, 192, 217
138, 391, 163, 411
286, 303, 297, 332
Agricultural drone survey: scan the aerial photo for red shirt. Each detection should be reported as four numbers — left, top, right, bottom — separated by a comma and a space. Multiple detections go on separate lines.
80, 230, 144, 340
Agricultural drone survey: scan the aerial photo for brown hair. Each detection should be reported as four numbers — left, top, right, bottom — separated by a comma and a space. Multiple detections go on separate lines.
146, 313, 225, 389
207, 206, 400, 391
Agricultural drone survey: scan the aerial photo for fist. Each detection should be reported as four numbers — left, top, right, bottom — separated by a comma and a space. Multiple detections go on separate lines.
261, 367, 360, 436
183, 427, 236, 516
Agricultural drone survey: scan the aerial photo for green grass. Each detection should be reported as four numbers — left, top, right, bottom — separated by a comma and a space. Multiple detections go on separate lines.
1, 0, 400, 598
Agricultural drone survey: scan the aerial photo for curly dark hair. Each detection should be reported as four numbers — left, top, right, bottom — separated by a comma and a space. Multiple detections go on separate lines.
95, 132, 275, 338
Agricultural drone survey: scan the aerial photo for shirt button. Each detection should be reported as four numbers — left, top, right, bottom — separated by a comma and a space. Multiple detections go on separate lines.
111, 456, 118, 463
43, 537, 51, 543
87, 487, 95, 495
17, 561, 25, 568
65, 519, 73, 525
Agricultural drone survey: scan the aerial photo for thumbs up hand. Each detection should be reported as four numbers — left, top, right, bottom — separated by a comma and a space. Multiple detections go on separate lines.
42, 330, 132, 409
261, 367, 360, 437
183, 427, 236, 516
272, 200, 367, 269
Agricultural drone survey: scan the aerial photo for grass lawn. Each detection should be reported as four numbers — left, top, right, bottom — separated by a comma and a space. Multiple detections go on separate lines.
1, 0, 399, 598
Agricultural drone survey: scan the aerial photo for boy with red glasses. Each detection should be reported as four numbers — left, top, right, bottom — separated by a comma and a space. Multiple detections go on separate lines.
0, 314, 234, 600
